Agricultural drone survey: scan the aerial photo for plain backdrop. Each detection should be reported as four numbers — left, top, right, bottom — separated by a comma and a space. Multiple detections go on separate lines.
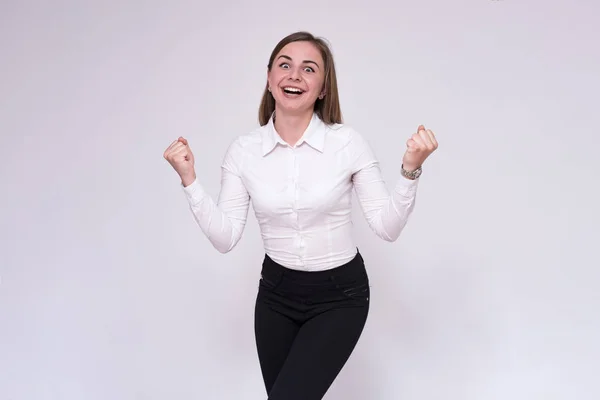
1, 0, 599, 399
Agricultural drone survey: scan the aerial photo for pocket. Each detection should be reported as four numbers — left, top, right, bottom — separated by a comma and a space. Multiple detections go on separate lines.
331, 271, 370, 301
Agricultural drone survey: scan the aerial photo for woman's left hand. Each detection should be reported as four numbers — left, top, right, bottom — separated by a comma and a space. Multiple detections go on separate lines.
402, 125, 438, 171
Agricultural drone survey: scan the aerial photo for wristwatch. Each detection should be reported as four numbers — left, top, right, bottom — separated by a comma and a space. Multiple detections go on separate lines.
401, 164, 422, 180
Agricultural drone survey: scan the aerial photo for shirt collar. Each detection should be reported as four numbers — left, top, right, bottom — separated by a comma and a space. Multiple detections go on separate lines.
262, 112, 326, 156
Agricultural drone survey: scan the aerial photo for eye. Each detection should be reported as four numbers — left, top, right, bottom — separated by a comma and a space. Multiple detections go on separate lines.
279, 62, 290, 69
304, 66, 315, 73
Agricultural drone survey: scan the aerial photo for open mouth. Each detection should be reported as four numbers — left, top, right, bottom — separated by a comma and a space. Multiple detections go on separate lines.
282, 87, 305, 96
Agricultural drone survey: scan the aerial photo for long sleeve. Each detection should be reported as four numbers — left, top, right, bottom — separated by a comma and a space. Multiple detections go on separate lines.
181, 139, 250, 253
350, 131, 419, 242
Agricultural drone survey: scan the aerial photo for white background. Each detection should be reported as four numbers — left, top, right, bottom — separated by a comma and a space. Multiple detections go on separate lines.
1, 0, 599, 399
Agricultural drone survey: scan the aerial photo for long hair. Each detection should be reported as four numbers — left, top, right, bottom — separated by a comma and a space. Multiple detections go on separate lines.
258, 31, 343, 126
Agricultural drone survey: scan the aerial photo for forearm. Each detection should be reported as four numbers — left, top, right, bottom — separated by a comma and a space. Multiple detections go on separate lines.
355, 166, 419, 242
371, 176, 418, 241
183, 179, 249, 253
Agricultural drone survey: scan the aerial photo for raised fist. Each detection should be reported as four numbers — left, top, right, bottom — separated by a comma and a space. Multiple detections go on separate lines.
402, 125, 438, 171
163, 137, 196, 186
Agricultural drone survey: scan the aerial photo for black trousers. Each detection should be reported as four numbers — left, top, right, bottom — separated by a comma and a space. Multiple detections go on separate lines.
254, 250, 370, 400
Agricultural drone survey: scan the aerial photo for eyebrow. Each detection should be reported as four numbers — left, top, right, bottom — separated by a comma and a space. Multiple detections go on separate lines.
277, 55, 320, 69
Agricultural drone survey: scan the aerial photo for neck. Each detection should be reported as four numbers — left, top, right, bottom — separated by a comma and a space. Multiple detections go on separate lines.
273, 108, 313, 146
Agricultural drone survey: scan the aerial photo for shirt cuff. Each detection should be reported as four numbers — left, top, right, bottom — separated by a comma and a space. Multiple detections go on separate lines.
181, 178, 208, 206
395, 175, 420, 197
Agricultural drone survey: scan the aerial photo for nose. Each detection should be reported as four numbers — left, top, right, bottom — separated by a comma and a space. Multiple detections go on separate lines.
289, 66, 302, 81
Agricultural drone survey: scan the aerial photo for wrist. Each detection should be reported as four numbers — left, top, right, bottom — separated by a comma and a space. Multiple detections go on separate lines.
181, 172, 196, 187
402, 163, 420, 172
401, 164, 422, 180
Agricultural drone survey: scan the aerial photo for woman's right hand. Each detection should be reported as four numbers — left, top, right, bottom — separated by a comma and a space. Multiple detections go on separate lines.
163, 137, 196, 187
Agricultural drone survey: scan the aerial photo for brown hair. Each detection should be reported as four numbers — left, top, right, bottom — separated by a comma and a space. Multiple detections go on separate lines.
258, 31, 343, 126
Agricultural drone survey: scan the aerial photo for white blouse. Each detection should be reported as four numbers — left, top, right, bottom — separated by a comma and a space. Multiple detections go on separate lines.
182, 113, 420, 271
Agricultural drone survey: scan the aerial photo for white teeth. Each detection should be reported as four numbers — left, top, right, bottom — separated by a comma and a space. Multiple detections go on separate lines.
283, 87, 303, 93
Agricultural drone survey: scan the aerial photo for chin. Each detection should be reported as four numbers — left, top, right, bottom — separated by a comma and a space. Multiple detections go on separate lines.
277, 104, 314, 116
275, 97, 317, 114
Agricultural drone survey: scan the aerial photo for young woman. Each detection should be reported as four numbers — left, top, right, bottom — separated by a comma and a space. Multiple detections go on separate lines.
164, 31, 438, 400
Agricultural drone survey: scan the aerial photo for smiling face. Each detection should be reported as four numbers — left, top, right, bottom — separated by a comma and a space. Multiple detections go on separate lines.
267, 41, 326, 117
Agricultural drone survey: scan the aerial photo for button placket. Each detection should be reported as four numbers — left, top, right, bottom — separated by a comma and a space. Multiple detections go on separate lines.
293, 150, 299, 207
